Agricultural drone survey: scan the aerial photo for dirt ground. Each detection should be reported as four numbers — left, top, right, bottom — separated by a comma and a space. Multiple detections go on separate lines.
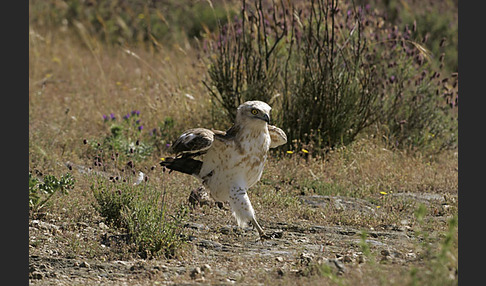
29, 187, 457, 285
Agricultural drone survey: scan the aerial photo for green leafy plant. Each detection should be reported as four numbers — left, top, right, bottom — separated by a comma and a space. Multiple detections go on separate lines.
29, 172, 75, 214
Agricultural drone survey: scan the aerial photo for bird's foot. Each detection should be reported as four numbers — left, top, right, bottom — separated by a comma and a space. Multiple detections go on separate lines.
258, 230, 284, 240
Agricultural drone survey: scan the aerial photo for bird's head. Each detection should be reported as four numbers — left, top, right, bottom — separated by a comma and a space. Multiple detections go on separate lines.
236, 100, 271, 125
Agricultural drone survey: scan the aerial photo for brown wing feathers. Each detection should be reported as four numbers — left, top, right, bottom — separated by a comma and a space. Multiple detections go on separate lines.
170, 128, 214, 156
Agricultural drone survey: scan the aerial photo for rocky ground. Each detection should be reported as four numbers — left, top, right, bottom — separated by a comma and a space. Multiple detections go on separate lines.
29, 189, 456, 285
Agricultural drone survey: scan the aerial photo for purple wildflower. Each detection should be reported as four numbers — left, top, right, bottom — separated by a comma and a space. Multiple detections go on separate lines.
138, 125, 143, 131
123, 113, 130, 120
110, 113, 116, 120
136, 119, 141, 125
103, 114, 108, 122
131, 110, 140, 116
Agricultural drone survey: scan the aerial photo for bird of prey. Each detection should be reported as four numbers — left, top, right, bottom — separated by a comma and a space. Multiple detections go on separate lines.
161, 101, 287, 239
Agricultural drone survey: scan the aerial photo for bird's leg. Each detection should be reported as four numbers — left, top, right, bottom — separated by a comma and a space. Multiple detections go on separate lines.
251, 217, 270, 240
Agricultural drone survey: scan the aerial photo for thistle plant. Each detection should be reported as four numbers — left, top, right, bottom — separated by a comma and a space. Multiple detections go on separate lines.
97, 110, 152, 161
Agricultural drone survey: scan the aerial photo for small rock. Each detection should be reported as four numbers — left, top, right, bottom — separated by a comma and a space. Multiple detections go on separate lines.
219, 225, 232, 234
184, 222, 207, 230
130, 261, 146, 271
400, 219, 410, 226
160, 265, 169, 272
80, 261, 90, 268
406, 252, 417, 260
99, 222, 109, 230
114, 260, 129, 266
270, 230, 284, 239
197, 239, 223, 251
275, 256, 284, 262
299, 252, 314, 266
333, 199, 346, 211
381, 249, 390, 257
190, 267, 202, 279
201, 264, 212, 274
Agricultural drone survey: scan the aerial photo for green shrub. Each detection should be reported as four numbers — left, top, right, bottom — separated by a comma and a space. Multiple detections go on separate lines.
90, 178, 136, 228
122, 191, 187, 258
281, 1, 384, 150
91, 176, 187, 258
202, 0, 457, 153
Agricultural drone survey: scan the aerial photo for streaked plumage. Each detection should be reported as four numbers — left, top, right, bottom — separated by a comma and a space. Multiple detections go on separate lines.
161, 101, 286, 238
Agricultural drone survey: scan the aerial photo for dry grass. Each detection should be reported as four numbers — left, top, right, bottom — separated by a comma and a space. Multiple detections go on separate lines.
29, 23, 458, 285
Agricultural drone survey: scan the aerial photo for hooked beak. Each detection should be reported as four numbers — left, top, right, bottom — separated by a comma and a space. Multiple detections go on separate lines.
261, 113, 270, 124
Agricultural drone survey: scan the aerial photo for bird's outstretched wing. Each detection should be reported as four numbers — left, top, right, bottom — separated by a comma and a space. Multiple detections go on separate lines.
170, 128, 215, 156
268, 125, 287, 148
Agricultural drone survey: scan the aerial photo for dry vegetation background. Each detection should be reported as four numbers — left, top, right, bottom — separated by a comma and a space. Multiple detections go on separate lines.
29, 0, 458, 285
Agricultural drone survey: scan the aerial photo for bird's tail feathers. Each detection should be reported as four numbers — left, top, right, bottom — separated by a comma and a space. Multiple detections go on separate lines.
160, 156, 202, 176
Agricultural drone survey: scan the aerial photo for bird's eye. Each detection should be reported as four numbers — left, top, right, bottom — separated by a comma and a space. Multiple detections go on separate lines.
251, 109, 258, 115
